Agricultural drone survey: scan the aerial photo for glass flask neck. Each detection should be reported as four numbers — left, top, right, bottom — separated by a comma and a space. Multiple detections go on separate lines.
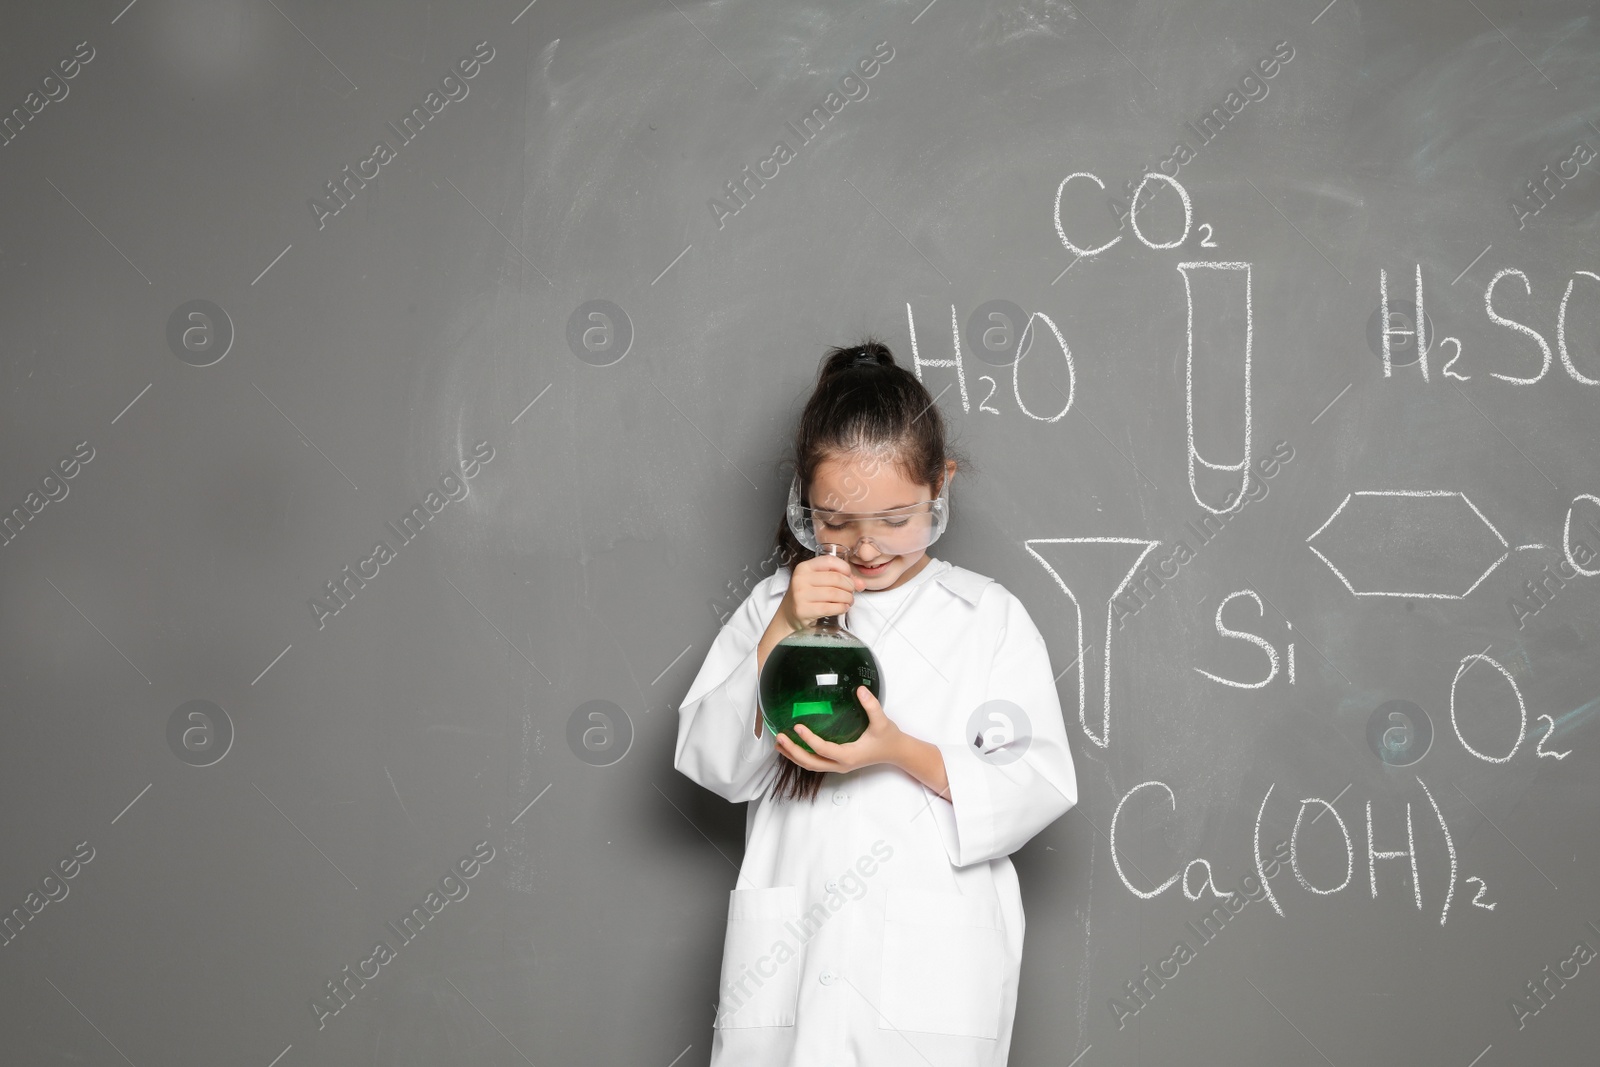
812, 543, 852, 632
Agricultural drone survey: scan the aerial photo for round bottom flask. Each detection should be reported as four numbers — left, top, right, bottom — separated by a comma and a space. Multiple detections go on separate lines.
758, 544, 884, 754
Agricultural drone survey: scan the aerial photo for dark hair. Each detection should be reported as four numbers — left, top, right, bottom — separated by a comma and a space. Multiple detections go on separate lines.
764, 336, 971, 804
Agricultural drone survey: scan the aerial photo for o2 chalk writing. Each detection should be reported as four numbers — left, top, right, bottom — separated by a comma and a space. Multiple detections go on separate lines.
1451, 652, 1526, 764
1450, 652, 1572, 764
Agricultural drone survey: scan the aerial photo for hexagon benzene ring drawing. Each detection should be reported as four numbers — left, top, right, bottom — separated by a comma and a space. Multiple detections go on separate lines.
1305, 489, 1510, 599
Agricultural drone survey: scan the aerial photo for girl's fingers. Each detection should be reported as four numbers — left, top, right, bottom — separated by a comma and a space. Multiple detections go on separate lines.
857, 686, 883, 721
777, 731, 829, 770
803, 597, 853, 618
793, 723, 842, 759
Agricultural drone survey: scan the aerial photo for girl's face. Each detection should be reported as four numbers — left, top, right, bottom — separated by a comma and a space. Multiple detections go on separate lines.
808, 451, 955, 592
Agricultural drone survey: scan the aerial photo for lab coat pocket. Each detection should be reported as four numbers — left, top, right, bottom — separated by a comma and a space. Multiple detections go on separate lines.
714, 885, 802, 1028
877, 885, 1005, 1039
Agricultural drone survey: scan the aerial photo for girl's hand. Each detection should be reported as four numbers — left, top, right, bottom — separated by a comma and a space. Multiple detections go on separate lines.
775, 685, 905, 773
778, 553, 865, 631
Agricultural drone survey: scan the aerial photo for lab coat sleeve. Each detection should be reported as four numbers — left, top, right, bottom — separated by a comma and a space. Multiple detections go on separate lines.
673, 578, 783, 804
928, 590, 1079, 868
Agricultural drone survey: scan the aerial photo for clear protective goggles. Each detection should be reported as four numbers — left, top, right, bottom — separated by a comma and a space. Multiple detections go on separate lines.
785, 470, 952, 558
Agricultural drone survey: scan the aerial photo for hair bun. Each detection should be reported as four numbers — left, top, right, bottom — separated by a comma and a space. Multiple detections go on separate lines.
821, 338, 896, 379
853, 341, 893, 367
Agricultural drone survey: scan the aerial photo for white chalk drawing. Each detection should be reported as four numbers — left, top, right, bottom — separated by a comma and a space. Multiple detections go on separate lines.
1250, 780, 1486, 924
1192, 589, 1281, 689
1054, 172, 1121, 259
1305, 490, 1510, 598
1109, 781, 1183, 899
1026, 537, 1161, 748
1253, 784, 1284, 917
1564, 493, 1600, 577
1055, 170, 1197, 257
1438, 336, 1467, 379
1127, 172, 1193, 250
1290, 797, 1353, 895
905, 302, 1073, 420
1536, 714, 1572, 759
1286, 620, 1296, 683
1415, 776, 1458, 925
905, 301, 973, 413
1011, 310, 1074, 422
1181, 858, 1234, 902
1366, 798, 1420, 910
1379, 264, 1430, 379
1375, 265, 1600, 385
1557, 271, 1600, 385
1125, 780, 1488, 925
1449, 651, 1526, 764
1485, 268, 1553, 384
1178, 261, 1252, 515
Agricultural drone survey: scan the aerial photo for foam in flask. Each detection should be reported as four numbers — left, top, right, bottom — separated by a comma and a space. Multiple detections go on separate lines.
758, 543, 884, 754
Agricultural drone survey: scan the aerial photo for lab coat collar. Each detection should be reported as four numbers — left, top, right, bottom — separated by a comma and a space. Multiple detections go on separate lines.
933, 563, 992, 606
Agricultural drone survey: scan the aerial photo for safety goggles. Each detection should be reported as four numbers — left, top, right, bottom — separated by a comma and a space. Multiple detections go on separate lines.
785, 471, 951, 557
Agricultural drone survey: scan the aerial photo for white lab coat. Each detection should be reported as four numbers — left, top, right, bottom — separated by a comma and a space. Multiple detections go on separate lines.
675, 557, 1079, 1067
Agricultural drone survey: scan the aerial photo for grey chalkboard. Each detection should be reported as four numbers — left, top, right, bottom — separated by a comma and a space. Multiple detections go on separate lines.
1, 0, 1596, 1064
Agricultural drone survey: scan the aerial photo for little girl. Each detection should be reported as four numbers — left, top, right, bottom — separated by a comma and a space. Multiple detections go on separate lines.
675, 339, 1079, 1066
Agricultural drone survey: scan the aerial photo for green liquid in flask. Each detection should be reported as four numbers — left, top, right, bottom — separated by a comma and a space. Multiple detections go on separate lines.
759, 625, 883, 754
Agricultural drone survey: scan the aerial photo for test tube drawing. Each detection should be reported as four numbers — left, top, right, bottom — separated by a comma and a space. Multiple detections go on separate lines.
1179, 261, 1253, 514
